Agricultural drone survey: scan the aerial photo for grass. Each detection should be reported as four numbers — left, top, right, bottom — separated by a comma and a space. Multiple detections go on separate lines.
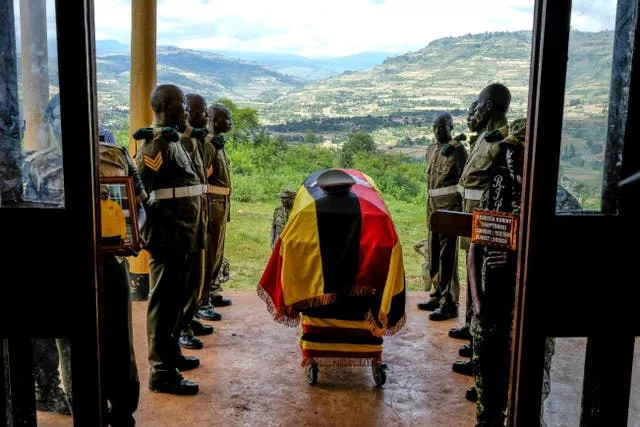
222, 199, 467, 292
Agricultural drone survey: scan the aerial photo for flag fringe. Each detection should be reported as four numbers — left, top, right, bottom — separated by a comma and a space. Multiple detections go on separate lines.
258, 285, 406, 336
257, 285, 384, 329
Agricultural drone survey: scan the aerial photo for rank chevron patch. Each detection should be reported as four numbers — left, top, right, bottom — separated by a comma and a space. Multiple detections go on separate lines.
143, 152, 163, 172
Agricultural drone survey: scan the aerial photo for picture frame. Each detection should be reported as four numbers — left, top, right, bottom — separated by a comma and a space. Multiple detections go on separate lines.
99, 176, 141, 253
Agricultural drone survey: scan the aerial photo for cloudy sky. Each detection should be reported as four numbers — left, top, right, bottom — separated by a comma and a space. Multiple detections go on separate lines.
18, 0, 619, 58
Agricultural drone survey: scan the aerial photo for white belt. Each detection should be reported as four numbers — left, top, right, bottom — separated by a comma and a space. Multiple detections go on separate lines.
464, 188, 484, 201
206, 185, 231, 196
428, 185, 458, 198
149, 184, 204, 200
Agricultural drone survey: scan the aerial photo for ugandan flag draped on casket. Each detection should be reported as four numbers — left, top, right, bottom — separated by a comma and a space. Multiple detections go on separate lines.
257, 168, 406, 338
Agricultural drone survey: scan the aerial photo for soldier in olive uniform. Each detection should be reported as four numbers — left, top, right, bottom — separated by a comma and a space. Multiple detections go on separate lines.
467, 117, 525, 426
137, 84, 205, 395
451, 84, 511, 378
271, 187, 296, 249
22, 94, 71, 415
466, 100, 480, 148
449, 100, 481, 350
175, 94, 216, 350
196, 104, 234, 322
417, 113, 467, 321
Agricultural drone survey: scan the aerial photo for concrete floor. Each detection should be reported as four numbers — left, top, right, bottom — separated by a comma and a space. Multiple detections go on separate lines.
37, 291, 640, 427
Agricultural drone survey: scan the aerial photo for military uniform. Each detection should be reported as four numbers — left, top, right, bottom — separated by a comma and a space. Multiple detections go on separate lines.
172, 126, 211, 341
425, 138, 467, 308
413, 238, 431, 292
199, 133, 232, 308
271, 188, 296, 249
136, 125, 207, 384
22, 143, 71, 414
31, 338, 70, 414
459, 117, 509, 327
22, 146, 65, 206
216, 257, 230, 285
470, 118, 524, 427
98, 142, 148, 424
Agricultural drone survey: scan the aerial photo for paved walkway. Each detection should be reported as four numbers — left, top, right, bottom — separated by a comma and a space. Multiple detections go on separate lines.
37, 291, 639, 426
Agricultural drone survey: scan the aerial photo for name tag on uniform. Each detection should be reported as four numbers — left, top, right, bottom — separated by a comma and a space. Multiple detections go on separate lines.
471, 209, 519, 250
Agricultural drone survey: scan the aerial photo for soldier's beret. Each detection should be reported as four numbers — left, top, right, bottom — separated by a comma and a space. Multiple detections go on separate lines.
509, 118, 527, 141
278, 187, 297, 198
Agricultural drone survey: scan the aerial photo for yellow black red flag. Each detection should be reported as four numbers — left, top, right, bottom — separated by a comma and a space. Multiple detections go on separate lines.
258, 168, 406, 337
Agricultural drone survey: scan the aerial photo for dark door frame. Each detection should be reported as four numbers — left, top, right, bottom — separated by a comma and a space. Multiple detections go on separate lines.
509, 0, 639, 425
0, 0, 103, 425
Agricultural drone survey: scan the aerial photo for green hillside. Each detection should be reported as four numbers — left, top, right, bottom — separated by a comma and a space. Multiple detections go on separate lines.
262, 30, 614, 123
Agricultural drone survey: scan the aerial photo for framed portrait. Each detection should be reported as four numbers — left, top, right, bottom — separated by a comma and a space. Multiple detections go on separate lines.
99, 176, 141, 253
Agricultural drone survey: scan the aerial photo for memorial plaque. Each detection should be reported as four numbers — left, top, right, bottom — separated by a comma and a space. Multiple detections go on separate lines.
471, 209, 519, 250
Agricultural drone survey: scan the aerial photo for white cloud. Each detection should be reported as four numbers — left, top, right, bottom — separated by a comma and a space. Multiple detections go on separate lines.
89, 0, 617, 57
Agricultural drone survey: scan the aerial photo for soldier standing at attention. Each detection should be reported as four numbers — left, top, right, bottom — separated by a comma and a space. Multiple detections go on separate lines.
417, 113, 467, 321
271, 187, 296, 249
449, 100, 481, 357
451, 83, 511, 379
466, 118, 526, 424
176, 93, 216, 350
196, 104, 234, 322
137, 84, 204, 395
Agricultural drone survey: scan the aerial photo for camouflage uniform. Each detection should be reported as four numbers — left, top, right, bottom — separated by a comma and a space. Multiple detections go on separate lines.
21, 96, 71, 414
31, 338, 70, 414
470, 118, 524, 426
413, 238, 431, 291
136, 125, 207, 382
271, 187, 296, 249
425, 138, 467, 306
459, 117, 509, 327
200, 133, 231, 306
215, 257, 230, 285
22, 146, 65, 206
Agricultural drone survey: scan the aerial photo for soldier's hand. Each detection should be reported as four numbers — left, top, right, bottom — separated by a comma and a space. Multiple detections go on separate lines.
454, 133, 467, 142
440, 143, 455, 156
486, 250, 508, 268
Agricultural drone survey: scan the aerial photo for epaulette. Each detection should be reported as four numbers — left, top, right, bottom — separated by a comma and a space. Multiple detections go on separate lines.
190, 128, 209, 142
485, 126, 509, 143
449, 139, 462, 148
501, 135, 525, 147
132, 127, 180, 142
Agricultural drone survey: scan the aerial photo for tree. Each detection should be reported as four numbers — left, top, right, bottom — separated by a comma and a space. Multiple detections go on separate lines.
303, 131, 323, 144
215, 98, 260, 145
340, 131, 377, 167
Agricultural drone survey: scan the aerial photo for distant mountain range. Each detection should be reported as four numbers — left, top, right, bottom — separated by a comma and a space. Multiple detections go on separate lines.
21, 31, 613, 128
262, 30, 614, 123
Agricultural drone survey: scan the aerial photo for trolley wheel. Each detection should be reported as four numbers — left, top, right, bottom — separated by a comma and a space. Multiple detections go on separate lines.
373, 362, 387, 387
307, 362, 319, 385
